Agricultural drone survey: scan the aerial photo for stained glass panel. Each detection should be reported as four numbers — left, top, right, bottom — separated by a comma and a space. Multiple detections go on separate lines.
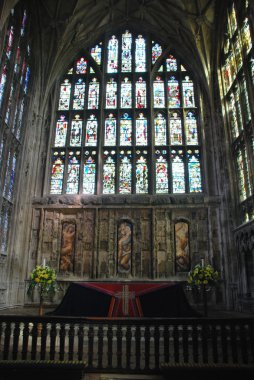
54, 115, 68, 147
105, 78, 117, 109
91, 43, 102, 66
154, 113, 167, 145
136, 152, 148, 193
169, 112, 182, 145
58, 79, 71, 110
103, 152, 116, 193
88, 78, 100, 109
73, 78, 85, 110
107, 35, 118, 73
0, 65, 7, 107
121, 77, 132, 108
241, 18, 252, 54
229, 5, 237, 36
50, 151, 65, 194
222, 60, 232, 91
182, 77, 195, 108
70, 115, 82, 146
152, 42, 162, 64
228, 95, 239, 140
135, 35, 146, 72
153, 76, 165, 108
237, 150, 247, 201
168, 77, 180, 108
185, 112, 198, 145
76, 57, 87, 74
20, 10, 27, 36
188, 152, 202, 192
0, 201, 11, 255
122, 31, 132, 72
14, 46, 21, 73
135, 77, 146, 108
119, 152, 132, 193
243, 147, 251, 197
6, 26, 14, 59
66, 151, 80, 194
120, 113, 132, 146
83, 151, 96, 194
85, 114, 98, 146
241, 79, 251, 122
136, 113, 148, 145
105, 113, 117, 146
155, 152, 168, 193
235, 89, 243, 131
172, 151, 185, 193
24, 66, 30, 93
8, 153, 17, 200
234, 35, 243, 71
166, 55, 177, 71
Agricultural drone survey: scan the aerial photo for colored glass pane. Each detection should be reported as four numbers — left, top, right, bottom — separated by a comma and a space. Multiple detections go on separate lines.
181, 65, 187, 71
6, 26, 14, 59
66, 152, 80, 194
152, 42, 162, 64
88, 78, 100, 109
5, 84, 13, 124
8, 153, 17, 200
188, 153, 202, 192
105, 78, 117, 109
241, 18, 252, 54
229, 5, 237, 36
105, 114, 117, 146
156, 154, 168, 193
54, 115, 68, 147
241, 79, 251, 122
76, 57, 87, 74
136, 154, 148, 193
251, 59, 254, 86
121, 77, 132, 108
168, 77, 180, 108
234, 89, 243, 131
222, 60, 232, 91
107, 35, 118, 73
20, 10, 27, 36
58, 79, 71, 110
119, 153, 132, 193
14, 98, 24, 140
237, 150, 247, 201
83, 152, 96, 194
182, 77, 195, 108
228, 95, 239, 140
136, 113, 148, 145
234, 34, 243, 71
91, 43, 102, 66
50, 152, 65, 194
122, 31, 132, 72
0, 201, 11, 255
135, 77, 146, 108
73, 78, 85, 110
85, 114, 98, 146
14, 46, 21, 73
172, 152, 185, 193
154, 113, 167, 145
0, 65, 7, 107
135, 35, 146, 72
169, 112, 182, 145
103, 154, 116, 193
243, 147, 251, 197
185, 112, 198, 145
24, 66, 30, 93
70, 115, 82, 146
120, 113, 132, 146
153, 76, 165, 108
67, 67, 73, 75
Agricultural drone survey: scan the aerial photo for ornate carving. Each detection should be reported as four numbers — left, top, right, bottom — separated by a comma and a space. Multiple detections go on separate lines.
59, 222, 76, 273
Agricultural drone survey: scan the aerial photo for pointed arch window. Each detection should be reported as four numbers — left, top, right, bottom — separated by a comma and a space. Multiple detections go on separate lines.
50, 30, 203, 195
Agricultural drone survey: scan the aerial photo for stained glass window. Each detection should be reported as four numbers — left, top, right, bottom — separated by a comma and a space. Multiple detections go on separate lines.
54, 115, 68, 147
85, 114, 98, 146
153, 76, 165, 108
236, 150, 247, 202
121, 77, 132, 108
83, 151, 96, 194
135, 35, 146, 72
73, 79, 85, 110
106, 78, 117, 109
234, 34, 243, 71
66, 151, 80, 194
136, 113, 148, 145
51, 30, 203, 196
70, 115, 82, 146
122, 31, 132, 72
135, 77, 146, 108
120, 113, 132, 146
119, 152, 132, 193
0, 65, 7, 107
107, 35, 118, 73
168, 77, 180, 108
241, 18, 252, 54
229, 4, 237, 36
50, 151, 65, 194
154, 113, 167, 145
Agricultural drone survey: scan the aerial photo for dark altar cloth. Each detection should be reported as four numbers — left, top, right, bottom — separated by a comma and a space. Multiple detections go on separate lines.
49, 282, 200, 318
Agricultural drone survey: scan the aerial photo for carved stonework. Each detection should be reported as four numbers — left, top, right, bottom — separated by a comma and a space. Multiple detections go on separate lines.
59, 222, 76, 273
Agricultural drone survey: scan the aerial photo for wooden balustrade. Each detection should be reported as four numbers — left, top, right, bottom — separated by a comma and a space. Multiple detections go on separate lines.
0, 316, 253, 373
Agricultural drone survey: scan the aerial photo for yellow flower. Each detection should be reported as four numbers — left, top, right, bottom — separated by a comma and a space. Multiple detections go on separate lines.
35, 277, 40, 283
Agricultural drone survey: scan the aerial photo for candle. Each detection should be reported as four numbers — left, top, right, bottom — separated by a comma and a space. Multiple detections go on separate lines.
201, 259, 204, 268
42, 258, 46, 268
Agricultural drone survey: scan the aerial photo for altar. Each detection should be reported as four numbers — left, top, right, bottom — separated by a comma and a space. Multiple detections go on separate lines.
50, 282, 199, 317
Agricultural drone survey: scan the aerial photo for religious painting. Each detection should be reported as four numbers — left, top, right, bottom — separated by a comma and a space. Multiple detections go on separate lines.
117, 221, 132, 274
59, 222, 76, 273
175, 221, 190, 272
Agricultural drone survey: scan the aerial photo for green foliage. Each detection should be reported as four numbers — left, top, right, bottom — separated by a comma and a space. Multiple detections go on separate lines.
187, 263, 220, 287
27, 265, 58, 297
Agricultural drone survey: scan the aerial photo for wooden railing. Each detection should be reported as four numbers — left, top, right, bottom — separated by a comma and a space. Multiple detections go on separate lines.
0, 316, 254, 373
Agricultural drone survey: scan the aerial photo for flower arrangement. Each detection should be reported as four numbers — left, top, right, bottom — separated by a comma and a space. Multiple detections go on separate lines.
27, 264, 58, 297
187, 263, 220, 288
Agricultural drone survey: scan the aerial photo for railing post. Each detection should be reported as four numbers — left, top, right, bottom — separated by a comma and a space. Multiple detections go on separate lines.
12, 321, 20, 360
